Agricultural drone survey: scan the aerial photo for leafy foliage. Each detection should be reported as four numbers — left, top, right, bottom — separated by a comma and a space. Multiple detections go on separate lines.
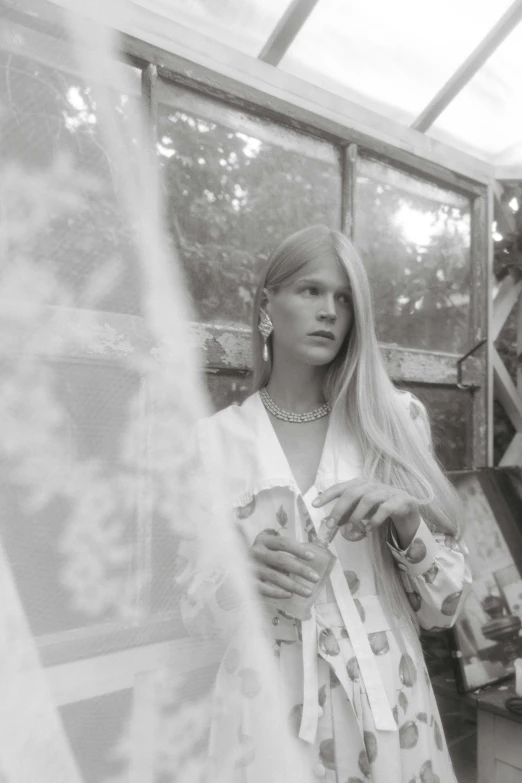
494, 185, 522, 281
1, 49, 487, 480
158, 103, 341, 324
355, 160, 471, 354
0, 50, 141, 314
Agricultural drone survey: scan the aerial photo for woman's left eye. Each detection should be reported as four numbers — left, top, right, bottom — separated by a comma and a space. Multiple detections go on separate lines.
337, 294, 351, 305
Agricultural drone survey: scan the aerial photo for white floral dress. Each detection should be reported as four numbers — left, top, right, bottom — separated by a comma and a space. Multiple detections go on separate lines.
179, 391, 472, 783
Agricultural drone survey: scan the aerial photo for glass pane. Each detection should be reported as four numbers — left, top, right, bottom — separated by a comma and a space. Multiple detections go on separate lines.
400, 384, 471, 471
0, 48, 142, 315
158, 82, 342, 328
61, 672, 220, 781
61, 691, 132, 783
281, 0, 513, 128
0, 361, 144, 636
135, 0, 295, 56
355, 157, 471, 352
430, 23, 522, 165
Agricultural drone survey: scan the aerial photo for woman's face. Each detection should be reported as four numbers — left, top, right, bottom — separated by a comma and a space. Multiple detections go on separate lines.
264, 254, 353, 367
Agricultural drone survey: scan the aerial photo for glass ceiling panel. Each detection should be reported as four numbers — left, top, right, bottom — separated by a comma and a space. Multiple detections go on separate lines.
280, 0, 514, 131
429, 22, 522, 165
135, 0, 295, 55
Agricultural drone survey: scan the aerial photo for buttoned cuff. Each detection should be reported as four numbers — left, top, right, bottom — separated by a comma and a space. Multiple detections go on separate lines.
386, 518, 439, 577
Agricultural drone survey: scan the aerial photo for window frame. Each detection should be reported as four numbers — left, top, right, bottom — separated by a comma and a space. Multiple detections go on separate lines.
0, 4, 493, 675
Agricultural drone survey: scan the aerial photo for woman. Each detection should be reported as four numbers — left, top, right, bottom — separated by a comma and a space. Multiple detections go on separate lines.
179, 225, 471, 782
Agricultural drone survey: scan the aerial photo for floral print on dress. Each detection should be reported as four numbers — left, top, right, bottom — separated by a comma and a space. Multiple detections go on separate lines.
387, 517, 470, 632
175, 390, 470, 782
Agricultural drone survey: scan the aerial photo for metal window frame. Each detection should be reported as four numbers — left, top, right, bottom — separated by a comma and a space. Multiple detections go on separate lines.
0, 4, 494, 670
154, 68, 490, 469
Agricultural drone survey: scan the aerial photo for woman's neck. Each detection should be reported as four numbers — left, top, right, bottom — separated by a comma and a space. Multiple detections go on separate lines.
266, 356, 327, 413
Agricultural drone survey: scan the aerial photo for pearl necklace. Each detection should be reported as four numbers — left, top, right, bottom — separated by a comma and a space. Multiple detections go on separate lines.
260, 387, 331, 423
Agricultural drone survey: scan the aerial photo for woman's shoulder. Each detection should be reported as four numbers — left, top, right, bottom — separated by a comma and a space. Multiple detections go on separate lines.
393, 387, 431, 448
195, 393, 266, 505
394, 387, 428, 421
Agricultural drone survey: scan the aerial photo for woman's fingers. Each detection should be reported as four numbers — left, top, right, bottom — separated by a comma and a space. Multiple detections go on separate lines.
343, 490, 390, 527
262, 534, 315, 562
323, 482, 373, 527
254, 564, 313, 598
250, 532, 319, 598
369, 495, 420, 527
311, 478, 366, 508
258, 582, 293, 599
253, 548, 320, 582
314, 480, 422, 533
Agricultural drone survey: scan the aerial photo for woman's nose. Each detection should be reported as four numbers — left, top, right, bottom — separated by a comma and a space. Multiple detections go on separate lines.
318, 296, 337, 321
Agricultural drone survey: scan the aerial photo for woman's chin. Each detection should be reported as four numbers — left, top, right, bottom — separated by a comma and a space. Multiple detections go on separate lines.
295, 346, 340, 366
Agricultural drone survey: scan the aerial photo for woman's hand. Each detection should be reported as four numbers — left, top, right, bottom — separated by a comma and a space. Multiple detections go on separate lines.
312, 477, 422, 546
250, 529, 320, 600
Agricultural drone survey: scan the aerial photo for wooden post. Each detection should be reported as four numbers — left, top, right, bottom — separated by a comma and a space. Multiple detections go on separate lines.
499, 284, 522, 465
470, 192, 489, 467
341, 144, 357, 239
490, 233, 522, 465
135, 376, 153, 614
493, 347, 522, 432
142, 63, 158, 170
517, 287, 522, 392
492, 275, 522, 340
128, 672, 158, 783
487, 183, 495, 467
499, 433, 522, 466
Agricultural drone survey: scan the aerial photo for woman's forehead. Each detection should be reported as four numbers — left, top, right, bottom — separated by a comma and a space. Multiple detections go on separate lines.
295, 255, 350, 288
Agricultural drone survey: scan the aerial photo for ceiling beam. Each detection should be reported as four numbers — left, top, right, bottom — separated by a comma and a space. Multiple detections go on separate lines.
412, 0, 522, 133
258, 0, 320, 66
36, 0, 494, 184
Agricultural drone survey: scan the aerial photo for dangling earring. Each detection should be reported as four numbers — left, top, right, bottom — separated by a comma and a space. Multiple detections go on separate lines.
258, 309, 273, 362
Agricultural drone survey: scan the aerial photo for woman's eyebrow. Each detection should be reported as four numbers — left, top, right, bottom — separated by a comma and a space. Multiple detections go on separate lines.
296, 277, 351, 294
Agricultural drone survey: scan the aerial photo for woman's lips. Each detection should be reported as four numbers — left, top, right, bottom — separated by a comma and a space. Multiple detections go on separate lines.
309, 331, 335, 340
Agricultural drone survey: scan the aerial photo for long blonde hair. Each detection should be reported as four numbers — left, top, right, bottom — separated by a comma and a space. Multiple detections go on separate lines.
252, 225, 463, 642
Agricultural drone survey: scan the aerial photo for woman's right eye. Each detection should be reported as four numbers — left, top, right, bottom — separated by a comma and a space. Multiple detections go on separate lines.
301, 286, 319, 296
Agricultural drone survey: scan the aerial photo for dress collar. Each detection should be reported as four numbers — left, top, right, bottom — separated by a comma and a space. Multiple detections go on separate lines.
229, 392, 363, 506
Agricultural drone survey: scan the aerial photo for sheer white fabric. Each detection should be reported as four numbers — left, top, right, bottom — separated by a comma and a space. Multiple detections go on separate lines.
0, 8, 313, 782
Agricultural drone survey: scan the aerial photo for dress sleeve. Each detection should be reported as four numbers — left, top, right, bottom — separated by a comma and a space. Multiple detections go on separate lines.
400, 390, 433, 453
387, 518, 471, 630
173, 419, 247, 639
386, 392, 472, 630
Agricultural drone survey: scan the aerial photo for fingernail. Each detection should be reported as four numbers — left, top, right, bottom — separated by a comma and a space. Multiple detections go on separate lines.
346, 522, 353, 531
302, 587, 313, 596
305, 551, 315, 560
312, 499, 320, 506
324, 516, 337, 529
308, 571, 320, 581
